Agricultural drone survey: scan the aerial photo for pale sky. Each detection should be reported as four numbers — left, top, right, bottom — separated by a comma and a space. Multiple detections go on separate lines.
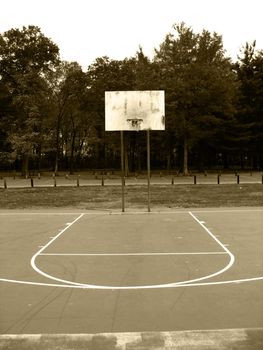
1, 0, 262, 70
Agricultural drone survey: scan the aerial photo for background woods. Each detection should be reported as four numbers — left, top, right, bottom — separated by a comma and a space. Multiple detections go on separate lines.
1, 24, 263, 176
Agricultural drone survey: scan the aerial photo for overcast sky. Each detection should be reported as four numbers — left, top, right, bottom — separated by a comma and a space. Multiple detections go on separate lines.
1, 0, 262, 69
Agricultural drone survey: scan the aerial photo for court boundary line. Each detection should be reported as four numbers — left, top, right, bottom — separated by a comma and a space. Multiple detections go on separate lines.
1, 275, 263, 289
0, 208, 263, 216
29, 212, 235, 289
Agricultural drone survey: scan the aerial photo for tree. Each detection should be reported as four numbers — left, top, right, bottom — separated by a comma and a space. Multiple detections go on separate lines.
0, 25, 59, 176
0, 81, 14, 167
86, 56, 137, 172
58, 62, 92, 173
235, 42, 263, 169
154, 23, 238, 174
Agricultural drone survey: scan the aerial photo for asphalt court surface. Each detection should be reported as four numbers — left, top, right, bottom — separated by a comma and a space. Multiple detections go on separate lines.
36, 213, 231, 288
0, 209, 262, 340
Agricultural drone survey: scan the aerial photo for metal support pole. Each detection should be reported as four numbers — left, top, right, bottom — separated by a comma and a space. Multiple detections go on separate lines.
121, 131, 125, 212
147, 130, 151, 212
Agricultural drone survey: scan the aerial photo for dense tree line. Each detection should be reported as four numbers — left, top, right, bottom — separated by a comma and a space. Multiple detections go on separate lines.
0, 24, 262, 176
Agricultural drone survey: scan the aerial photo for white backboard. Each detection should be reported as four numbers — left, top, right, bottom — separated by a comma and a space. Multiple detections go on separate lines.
105, 91, 165, 131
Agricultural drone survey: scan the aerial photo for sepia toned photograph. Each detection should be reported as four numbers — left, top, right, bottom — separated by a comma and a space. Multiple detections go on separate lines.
0, 0, 262, 349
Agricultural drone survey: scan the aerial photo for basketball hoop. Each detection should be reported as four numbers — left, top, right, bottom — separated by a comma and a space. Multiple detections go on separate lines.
126, 118, 143, 131
105, 90, 165, 212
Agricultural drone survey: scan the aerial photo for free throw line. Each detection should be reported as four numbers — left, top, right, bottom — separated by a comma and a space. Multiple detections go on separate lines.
39, 252, 228, 256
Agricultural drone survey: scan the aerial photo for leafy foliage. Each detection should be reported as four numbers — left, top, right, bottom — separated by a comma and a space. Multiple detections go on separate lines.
0, 26, 60, 175
154, 23, 238, 173
0, 23, 262, 174
235, 42, 263, 161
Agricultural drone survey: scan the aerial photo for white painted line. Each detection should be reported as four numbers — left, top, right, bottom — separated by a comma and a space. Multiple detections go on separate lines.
0, 278, 74, 288
39, 252, 228, 256
0, 212, 84, 215
30, 212, 236, 289
30, 214, 85, 284
171, 212, 236, 286
0, 208, 262, 216
189, 212, 233, 255
0, 275, 262, 289
105, 209, 263, 215
192, 209, 263, 213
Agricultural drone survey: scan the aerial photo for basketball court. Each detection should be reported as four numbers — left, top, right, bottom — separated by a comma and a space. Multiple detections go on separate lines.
0, 208, 262, 348
1, 91, 262, 348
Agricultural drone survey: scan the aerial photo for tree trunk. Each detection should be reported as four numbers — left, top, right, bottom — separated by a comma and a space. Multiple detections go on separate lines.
124, 134, 129, 176
69, 131, 76, 175
137, 144, 141, 172
166, 154, 171, 173
124, 148, 129, 177
21, 154, 29, 178
54, 128, 60, 175
54, 152, 58, 175
183, 135, 189, 176
37, 145, 42, 173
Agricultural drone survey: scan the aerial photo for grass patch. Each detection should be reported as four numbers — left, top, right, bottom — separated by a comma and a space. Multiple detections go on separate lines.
0, 184, 262, 210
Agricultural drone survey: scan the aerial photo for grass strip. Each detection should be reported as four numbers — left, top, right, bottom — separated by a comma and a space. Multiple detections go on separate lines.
0, 184, 262, 209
